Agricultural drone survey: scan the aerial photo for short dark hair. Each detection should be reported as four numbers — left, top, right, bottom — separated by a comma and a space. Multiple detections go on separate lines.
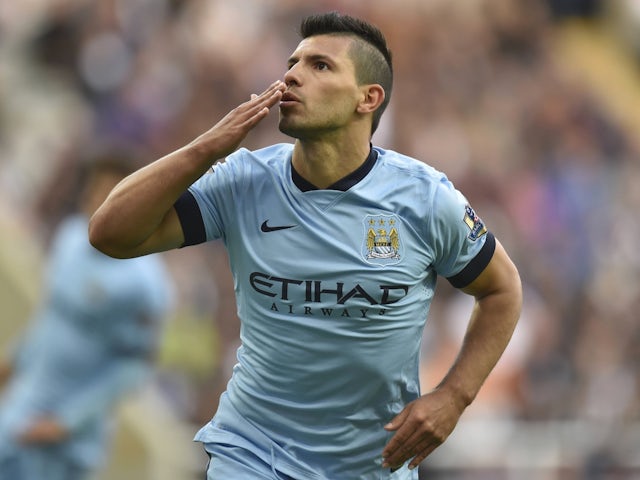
299, 12, 393, 135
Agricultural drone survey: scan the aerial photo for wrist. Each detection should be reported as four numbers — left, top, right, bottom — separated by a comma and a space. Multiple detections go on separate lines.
186, 135, 226, 169
436, 378, 475, 412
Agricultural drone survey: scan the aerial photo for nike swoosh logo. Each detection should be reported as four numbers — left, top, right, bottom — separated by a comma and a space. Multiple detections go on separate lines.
260, 220, 296, 232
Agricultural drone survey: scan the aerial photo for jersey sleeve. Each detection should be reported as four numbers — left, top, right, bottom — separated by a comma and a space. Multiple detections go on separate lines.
429, 179, 495, 288
174, 190, 206, 247
173, 150, 247, 246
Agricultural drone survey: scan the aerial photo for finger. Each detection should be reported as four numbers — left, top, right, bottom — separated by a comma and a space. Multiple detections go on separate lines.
226, 87, 282, 130
408, 443, 439, 470
381, 409, 411, 458
384, 406, 409, 432
383, 420, 428, 467
382, 437, 415, 468
382, 432, 413, 467
258, 83, 284, 109
389, 428, 444, 469
253, 80, 285, 102
241, 83, 283, 117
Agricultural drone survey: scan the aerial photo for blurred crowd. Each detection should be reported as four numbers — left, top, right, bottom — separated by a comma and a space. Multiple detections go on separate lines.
1, 0, 639, 476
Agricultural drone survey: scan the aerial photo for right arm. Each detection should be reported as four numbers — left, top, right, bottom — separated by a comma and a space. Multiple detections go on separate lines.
89, 81, 285, 258
19, 358, 149, 445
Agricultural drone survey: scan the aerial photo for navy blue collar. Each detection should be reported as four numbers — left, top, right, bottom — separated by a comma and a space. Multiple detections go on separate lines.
291, 147, 378, 192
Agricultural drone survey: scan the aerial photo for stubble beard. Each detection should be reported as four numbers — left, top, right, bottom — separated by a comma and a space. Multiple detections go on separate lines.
278, 114, 309, 140
278, 112, 340, 142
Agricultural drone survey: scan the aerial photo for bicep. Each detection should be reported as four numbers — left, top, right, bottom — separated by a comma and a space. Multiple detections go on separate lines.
460, 238, 521, 300
128, 207, 185, 258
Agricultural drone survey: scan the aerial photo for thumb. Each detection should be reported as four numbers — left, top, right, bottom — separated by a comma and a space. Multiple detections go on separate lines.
384, 407, 410, 431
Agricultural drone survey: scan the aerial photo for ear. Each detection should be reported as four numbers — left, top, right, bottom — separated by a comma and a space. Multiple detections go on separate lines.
357, 84, 385, 115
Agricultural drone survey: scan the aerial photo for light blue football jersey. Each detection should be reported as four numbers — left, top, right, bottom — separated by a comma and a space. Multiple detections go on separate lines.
0, 215, 174, 475
183, 143, 494, 479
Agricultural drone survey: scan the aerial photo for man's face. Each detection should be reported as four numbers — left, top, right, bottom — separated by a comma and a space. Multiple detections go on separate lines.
278, 34, 362, 139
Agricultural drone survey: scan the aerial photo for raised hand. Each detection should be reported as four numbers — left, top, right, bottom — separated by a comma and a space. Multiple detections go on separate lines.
190, 80, 286, 163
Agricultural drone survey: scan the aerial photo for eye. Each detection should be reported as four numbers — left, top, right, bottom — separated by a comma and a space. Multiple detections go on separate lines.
315, 61, 330, 71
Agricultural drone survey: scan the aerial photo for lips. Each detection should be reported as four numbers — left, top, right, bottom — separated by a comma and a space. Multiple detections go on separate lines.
281, 91, 300, 104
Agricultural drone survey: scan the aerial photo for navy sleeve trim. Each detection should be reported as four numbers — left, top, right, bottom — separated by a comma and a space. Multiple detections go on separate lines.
447, 232, 496, 289
174, 190, 206, 247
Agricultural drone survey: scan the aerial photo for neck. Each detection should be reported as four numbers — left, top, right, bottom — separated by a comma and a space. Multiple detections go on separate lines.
291, 136, 371, 189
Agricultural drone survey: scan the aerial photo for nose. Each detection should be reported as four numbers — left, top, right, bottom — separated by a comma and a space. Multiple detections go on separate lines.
283, 64, 300, 87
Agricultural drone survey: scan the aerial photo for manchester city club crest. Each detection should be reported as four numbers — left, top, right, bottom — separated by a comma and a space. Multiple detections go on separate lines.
362, 214, 402, 266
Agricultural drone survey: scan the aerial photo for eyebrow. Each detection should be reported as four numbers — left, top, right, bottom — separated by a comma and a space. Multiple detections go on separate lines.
287, 53, 335, 68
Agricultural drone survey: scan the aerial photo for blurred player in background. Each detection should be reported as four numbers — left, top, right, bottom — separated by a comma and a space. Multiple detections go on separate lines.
0, 151, 174, 480
89, 12, 521, 480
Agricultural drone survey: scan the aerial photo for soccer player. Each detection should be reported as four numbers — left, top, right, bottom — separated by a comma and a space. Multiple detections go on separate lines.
0, 152, 174, 480
88, 12, 522, 480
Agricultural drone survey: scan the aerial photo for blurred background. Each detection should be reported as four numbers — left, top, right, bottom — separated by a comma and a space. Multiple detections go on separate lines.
1, 0, 639, 478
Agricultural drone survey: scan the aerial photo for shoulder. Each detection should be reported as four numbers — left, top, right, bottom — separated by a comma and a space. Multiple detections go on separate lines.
210, 144, 293, 182
371, 146, 471, 226
374, 146, 448, 184
227, 143, 293, 167
250, 143, 294, 158
372, 146, 454, 205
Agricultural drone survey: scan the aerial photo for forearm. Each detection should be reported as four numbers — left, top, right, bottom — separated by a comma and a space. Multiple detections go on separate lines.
437, 238, 522, 408
89, 81, 284, 259
436, 288, 521, 409
381, 278, 521, 470
89, 142, 212, 258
